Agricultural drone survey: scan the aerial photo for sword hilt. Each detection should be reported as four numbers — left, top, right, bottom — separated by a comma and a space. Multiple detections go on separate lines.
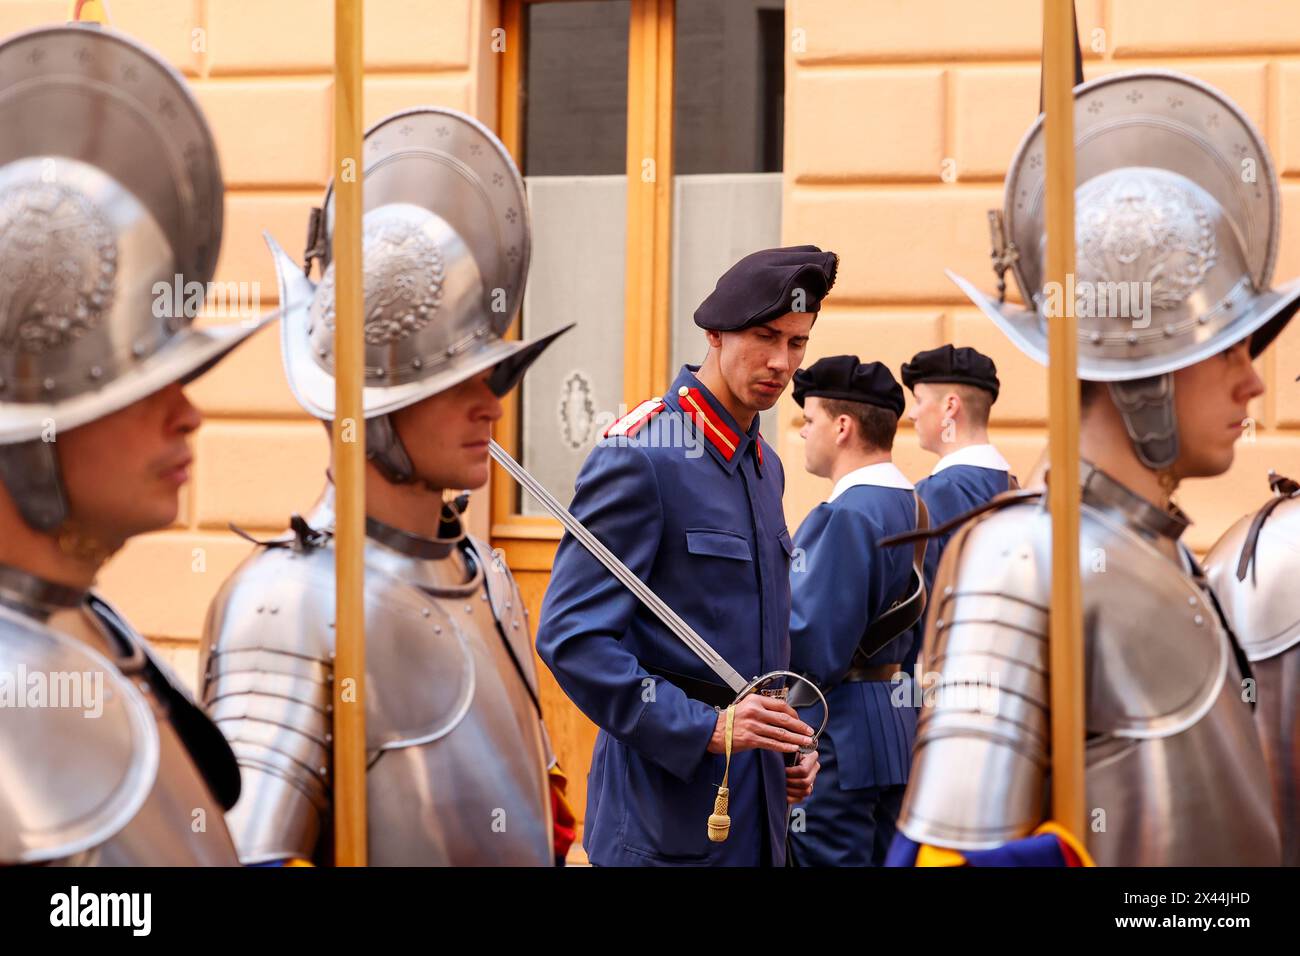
733, 670, 829, 758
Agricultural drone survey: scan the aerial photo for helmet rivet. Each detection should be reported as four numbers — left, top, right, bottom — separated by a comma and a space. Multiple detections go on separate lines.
89, 365, 103, 380
318, 348, 328, 358
42, 377, 56, 392
1089, 330, 1102, 344
132, 341, 147, 357
1163, 325, 1176, 337
1198, 313, 1211, 324
1126, 332, 1138, 345
1193, 613, 1205, 626
411, 358, 423, 369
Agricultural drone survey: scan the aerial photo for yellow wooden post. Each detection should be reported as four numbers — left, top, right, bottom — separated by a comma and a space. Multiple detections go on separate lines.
623, 0, 675, 404
332, 0, 367, 867
1042, 0, 1086, 843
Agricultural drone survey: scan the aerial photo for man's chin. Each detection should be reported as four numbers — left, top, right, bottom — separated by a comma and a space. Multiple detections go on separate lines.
1180, 449, 1235, 481
450, 462, 491, 492
134, 490, 181, 535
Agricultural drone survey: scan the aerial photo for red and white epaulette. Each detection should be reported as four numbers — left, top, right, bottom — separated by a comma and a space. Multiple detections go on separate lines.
603, 397, 666, 440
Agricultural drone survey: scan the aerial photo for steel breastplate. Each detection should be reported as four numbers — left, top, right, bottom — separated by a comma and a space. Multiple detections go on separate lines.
204, 498, 552, 865
361, 534, 551, 865
900, 468, 1280, 864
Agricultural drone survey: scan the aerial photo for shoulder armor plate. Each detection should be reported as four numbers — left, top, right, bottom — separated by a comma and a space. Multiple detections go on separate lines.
1205, 493, 1300, 660
0, 607, 158, 864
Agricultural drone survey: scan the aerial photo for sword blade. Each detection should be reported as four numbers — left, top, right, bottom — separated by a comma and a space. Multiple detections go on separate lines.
489, 439, 748, 695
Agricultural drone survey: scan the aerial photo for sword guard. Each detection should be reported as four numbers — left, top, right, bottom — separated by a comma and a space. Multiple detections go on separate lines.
733, 670, 830, 749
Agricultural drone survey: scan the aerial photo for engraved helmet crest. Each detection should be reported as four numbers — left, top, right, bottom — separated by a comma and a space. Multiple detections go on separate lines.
272, 107, 571, 422
950, 69, 1300, 384
0, 180, 117, 355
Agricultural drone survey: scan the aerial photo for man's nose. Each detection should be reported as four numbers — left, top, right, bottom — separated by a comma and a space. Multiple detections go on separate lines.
170, 385, 202, 435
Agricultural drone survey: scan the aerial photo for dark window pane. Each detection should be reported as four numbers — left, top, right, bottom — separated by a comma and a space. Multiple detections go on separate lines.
524, 0, 631, 176
674, 0, 785, 174
518, 1, 631, 510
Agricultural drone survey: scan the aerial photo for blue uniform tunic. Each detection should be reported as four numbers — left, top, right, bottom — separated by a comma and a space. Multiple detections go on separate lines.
536, 365, 794, 866
787, 463, 922, 866
907, 447, 1014, 675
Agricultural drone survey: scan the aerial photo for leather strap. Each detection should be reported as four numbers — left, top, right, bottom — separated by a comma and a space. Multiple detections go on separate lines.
880, 488, 1045, 550
854, 492, 931, 664
1183, 549, 1256, 707
649, 665, 734, 710
842, 662, 904, 683
303, 205, 328, 277
1235, 471, 1300, 583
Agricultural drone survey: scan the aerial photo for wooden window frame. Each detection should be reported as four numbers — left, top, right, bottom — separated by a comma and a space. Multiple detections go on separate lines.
492, 0, 676, 568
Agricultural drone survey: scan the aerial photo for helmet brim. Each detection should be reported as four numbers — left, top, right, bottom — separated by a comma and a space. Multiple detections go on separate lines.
271, 232, 572, 420
947, 269, 1300, 382
0, 314, 275, 444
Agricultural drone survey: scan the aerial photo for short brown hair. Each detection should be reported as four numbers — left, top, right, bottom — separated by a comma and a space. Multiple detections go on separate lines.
823, 398, 898, 452
951, 384, 993, 428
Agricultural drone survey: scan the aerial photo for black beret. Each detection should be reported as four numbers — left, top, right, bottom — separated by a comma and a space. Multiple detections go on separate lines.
694, 245, 839, 332
792, 355, 904, 417
900, 345, 1000, 401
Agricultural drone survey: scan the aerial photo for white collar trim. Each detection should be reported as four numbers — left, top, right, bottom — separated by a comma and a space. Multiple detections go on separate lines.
829, 461, 914, 501
931, 443, 1011, 476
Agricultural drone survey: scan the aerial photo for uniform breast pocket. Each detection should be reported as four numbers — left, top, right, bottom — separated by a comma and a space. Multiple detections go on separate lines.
684, 528, 753, 562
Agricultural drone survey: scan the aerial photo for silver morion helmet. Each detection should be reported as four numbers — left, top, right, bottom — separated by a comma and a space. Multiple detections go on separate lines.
0, 25, 272, 530
272, 107, 570, 411
950, 70, 1300, 469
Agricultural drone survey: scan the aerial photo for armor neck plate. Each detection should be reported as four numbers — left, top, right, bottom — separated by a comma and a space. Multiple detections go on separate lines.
364, 505, 466, 560
1080, 461, 1189, 546
0, 562, 86, 621
306, 482, 477, 593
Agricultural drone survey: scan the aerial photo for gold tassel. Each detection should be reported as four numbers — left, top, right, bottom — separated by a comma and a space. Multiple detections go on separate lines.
707, 703, 735, 842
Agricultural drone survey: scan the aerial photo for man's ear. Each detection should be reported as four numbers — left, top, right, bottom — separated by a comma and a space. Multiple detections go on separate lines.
705, 329, 724, 350
945, 389, 962, 423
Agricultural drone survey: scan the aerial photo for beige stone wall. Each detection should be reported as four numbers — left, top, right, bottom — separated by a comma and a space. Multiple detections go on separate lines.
0, 0, 499, 679
780, 0, 1300, 555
